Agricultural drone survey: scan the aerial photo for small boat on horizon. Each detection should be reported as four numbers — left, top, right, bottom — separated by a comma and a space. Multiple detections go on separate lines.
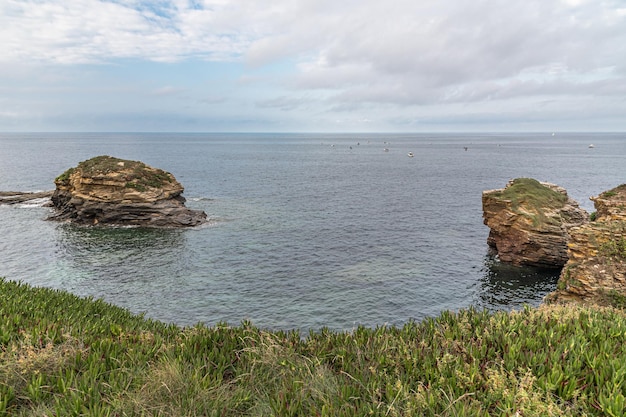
589, 144, 595, 148
407, 152, 414, 158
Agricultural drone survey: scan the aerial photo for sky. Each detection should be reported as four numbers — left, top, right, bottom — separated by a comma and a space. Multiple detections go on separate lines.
1, 0, 625, 132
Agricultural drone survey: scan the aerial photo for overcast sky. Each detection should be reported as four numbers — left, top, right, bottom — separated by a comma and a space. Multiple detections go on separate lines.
1, 0, 625, 132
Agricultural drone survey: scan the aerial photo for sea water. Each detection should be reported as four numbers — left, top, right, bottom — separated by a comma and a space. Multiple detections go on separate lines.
0, 132, 624, 331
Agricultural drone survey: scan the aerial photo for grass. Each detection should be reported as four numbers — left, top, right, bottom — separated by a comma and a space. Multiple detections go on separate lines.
490, 178, 568, 227
3, 278, 626, 416
54, 156, 174, 191
600, 184, 626, 200
492, 178, 568, 211
600, 236, 626, 260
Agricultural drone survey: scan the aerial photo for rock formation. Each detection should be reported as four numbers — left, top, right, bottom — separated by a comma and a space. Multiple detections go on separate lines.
482, 178, 588, 268
0, 191, 53, 205
546, 184, 626, 305
49, 155, 207, 227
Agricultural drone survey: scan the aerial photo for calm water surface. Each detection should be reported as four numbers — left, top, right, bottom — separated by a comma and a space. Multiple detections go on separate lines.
0, 132, 624, 331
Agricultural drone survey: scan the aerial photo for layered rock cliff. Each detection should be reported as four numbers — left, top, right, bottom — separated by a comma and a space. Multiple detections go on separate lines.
49, 155, 207, 227
482, 178, 588, 268
546, 184, 626, 305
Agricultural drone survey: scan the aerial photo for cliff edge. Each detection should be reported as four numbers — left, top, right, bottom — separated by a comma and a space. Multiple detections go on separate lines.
482, 178, 588, 268
546, 184, 626, 305
49, 155, 207, 227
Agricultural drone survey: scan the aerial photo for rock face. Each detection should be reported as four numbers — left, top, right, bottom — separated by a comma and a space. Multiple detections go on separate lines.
547, 184, 626, 305
482, 178, 588, 268
49, 155, 207, 227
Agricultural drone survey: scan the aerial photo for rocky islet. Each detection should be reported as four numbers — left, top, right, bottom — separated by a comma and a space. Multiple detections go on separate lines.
482, 178, 588, 268
48, 155, 207, 227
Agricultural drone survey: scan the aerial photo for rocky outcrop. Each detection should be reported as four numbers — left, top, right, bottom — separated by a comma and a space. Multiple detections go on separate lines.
0, 191, 53, 205
49, 155, 207, 227
482, 178, 588, 268
546, 184, 626, 305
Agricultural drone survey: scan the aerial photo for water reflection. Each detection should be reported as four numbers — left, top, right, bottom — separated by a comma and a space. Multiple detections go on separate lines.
475, 254, 560, 311
57, 224, 186, 254
55, 225, 188, 286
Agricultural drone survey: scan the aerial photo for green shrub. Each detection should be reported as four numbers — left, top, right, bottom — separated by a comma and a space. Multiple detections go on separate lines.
54, 168, 75, 185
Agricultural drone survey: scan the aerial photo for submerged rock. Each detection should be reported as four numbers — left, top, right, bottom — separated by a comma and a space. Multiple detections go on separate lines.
547, 184, 626, 305
49, 155, 207, 227
482, 178, 588, 268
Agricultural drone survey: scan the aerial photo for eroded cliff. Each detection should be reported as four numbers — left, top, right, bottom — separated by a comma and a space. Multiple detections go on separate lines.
482, 178, 588, 268
547, 184, 626, 305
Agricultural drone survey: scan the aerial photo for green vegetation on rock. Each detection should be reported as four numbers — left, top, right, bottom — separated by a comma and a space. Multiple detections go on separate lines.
54, 168, 75, 185
599, 184, 626, 200
491, 178, 568, 227
600, 236, 626, 260
3, 278, 626, 416
492, 178, 567, 212
54, 156, 174, 191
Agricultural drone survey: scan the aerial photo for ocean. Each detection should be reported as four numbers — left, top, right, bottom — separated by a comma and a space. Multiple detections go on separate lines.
0, 132, 624, 331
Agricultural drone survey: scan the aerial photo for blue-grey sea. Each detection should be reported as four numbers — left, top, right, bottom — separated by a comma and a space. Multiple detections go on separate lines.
0, 132, 624, 331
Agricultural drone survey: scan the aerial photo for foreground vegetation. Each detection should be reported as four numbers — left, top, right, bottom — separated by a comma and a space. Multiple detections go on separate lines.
2, 278, 626, 416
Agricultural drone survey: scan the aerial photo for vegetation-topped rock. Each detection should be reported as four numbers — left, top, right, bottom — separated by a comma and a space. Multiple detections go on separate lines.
482, 178, 588, 268
591, 184, 626, 222
49, 156, 207, 227
54, 156, 182, 202
547, 184, 626, 306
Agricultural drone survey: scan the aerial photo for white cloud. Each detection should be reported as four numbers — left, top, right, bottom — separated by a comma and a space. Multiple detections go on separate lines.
0, 0, 252, 64
1, 0, 625, 131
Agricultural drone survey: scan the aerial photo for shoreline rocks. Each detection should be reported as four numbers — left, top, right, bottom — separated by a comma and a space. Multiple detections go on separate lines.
48, 155, 207, 228
482, 178, 588, 268
0, 191, 54, 205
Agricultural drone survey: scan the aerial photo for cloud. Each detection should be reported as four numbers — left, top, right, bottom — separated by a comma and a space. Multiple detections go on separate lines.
278, 0, 626, 109
1, 0, 625, 131
256, 95, 316, 111
151, 86, 186, 96
0, 0, 252, 64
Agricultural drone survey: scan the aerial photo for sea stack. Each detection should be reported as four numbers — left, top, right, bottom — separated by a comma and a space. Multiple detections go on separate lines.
482, 178, 588, 268
546, 184, 626, 305
49, 155, 207, 227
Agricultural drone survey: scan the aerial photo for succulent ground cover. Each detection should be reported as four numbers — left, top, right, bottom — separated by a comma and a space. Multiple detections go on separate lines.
2, 278, 626, 416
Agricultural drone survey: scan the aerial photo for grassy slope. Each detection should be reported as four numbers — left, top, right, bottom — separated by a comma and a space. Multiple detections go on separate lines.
491, 178, 567, 212
489, 178, 570, 228
2, 278, 626, 416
